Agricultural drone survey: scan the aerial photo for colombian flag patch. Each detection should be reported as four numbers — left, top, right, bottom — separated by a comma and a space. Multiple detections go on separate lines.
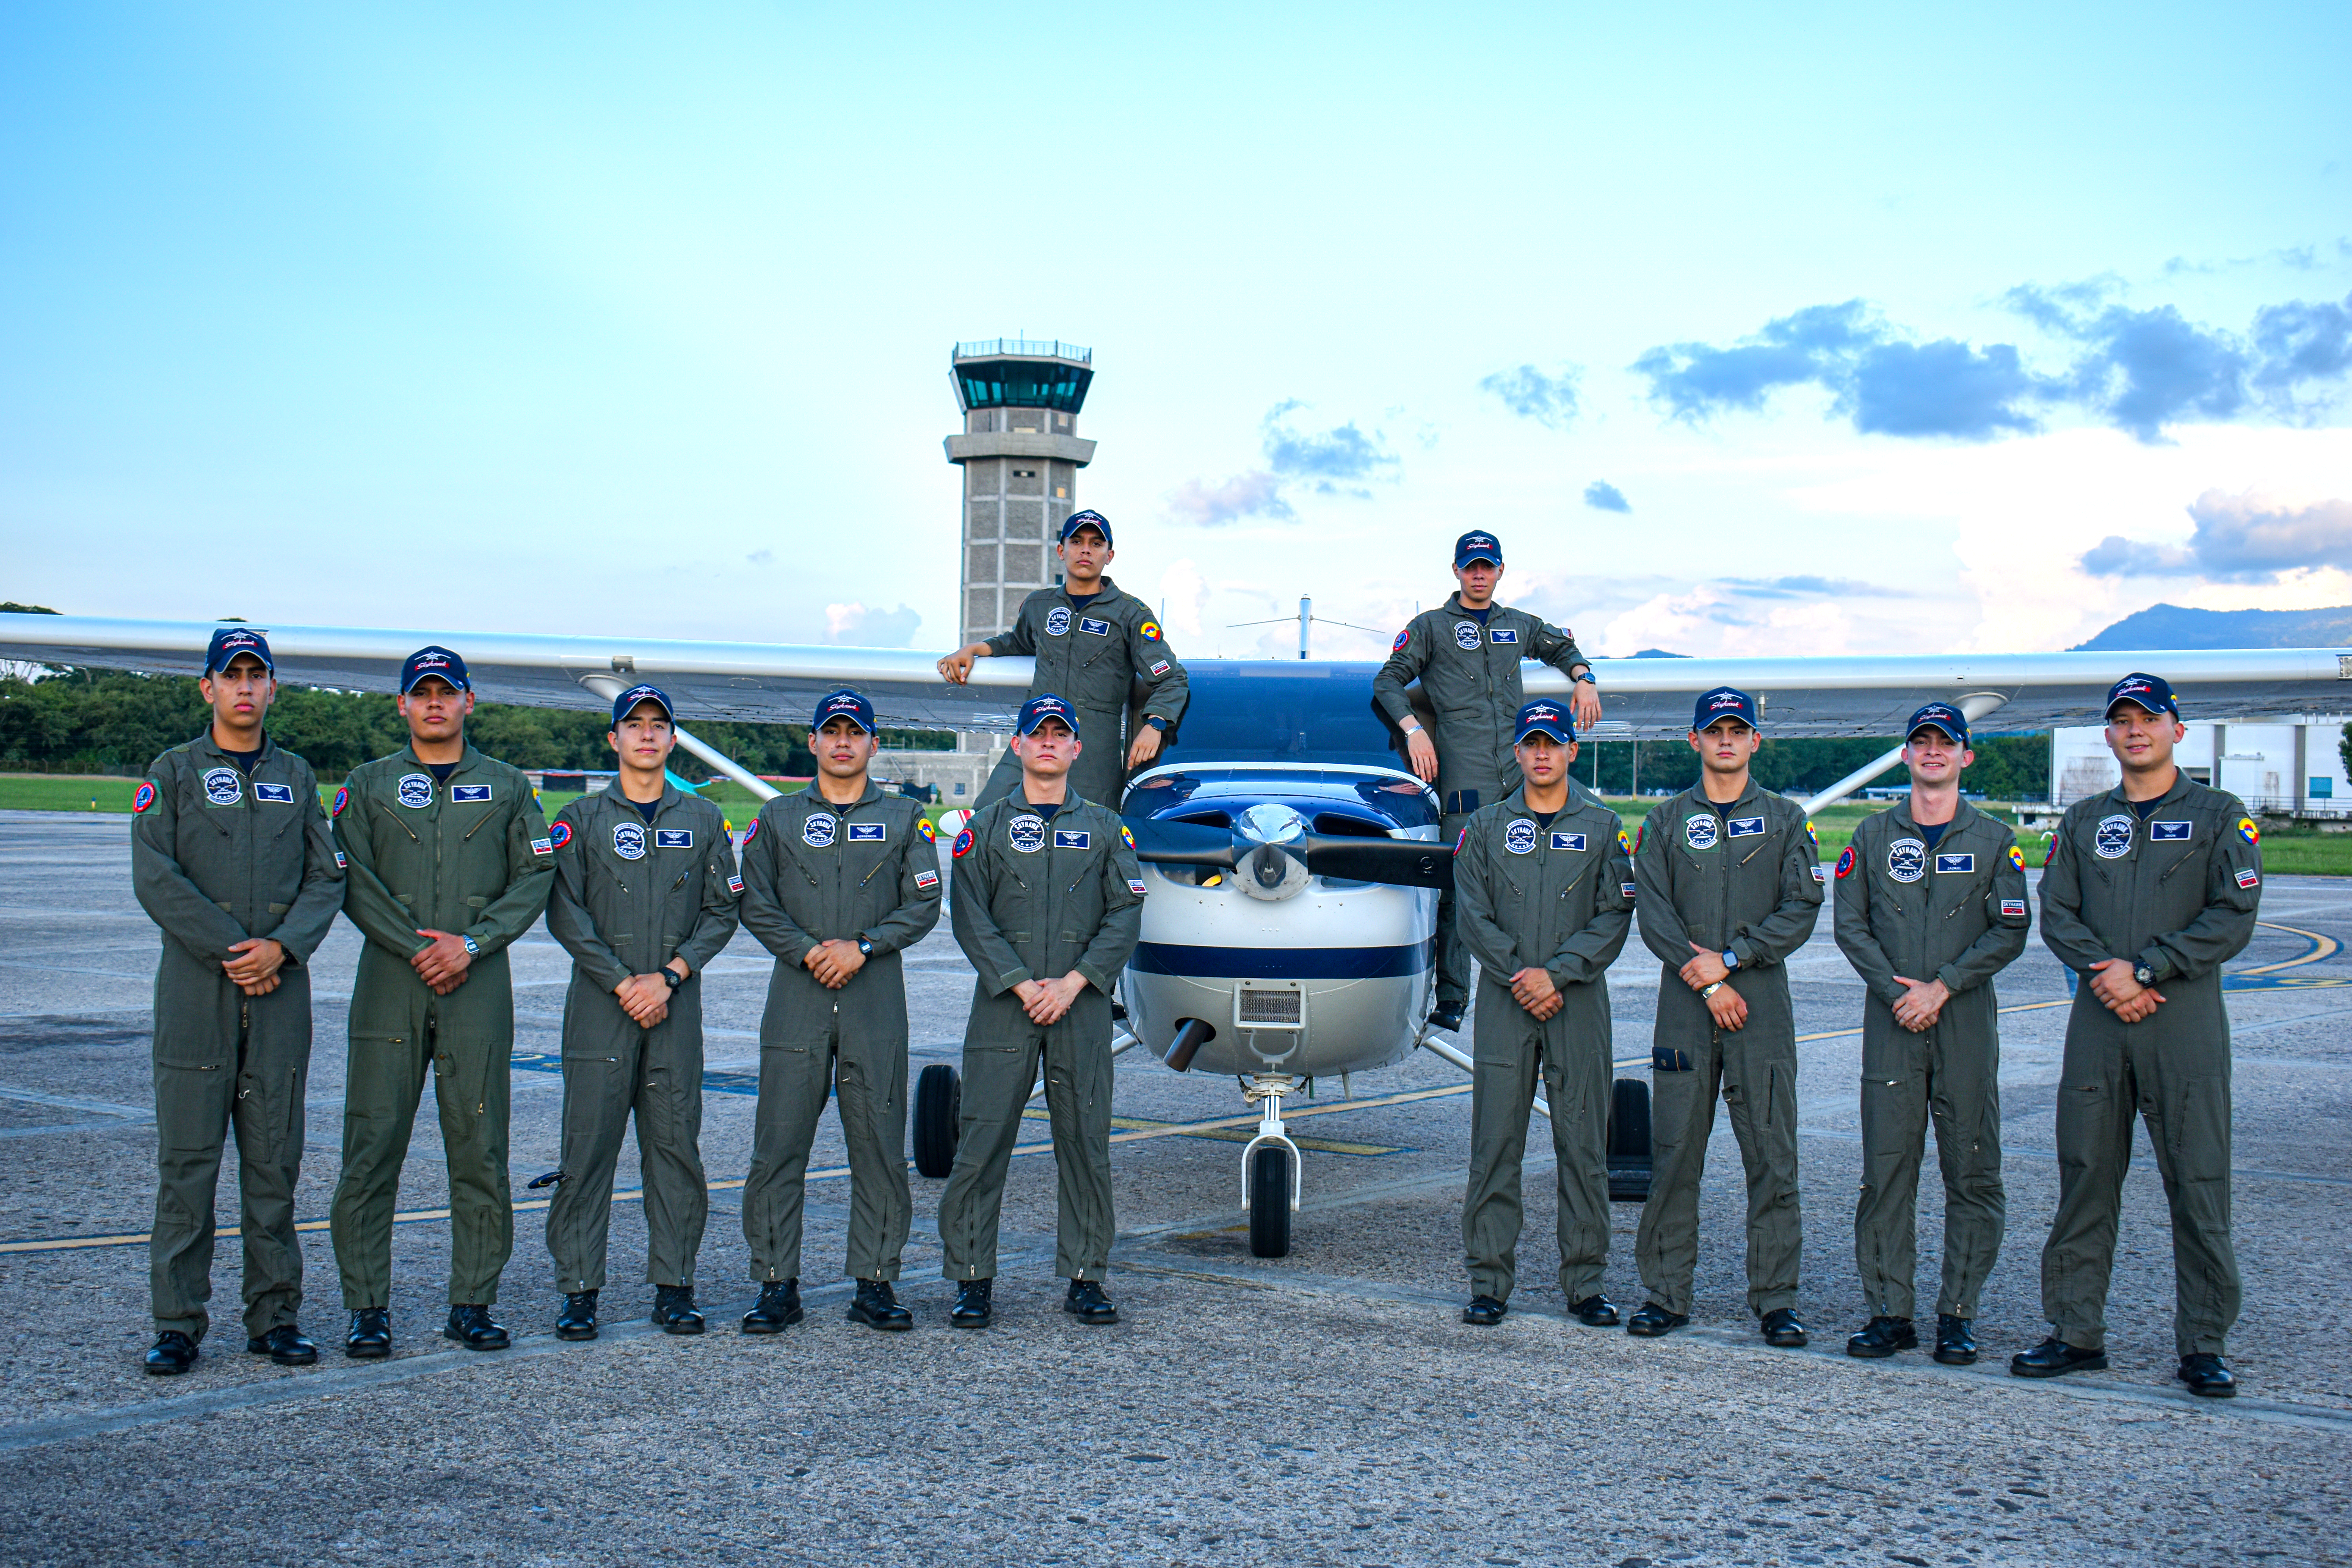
1138, 620, 1162, 642
1803, 820, 1818, 849
1618, 828, 1632, 855
918, 817, 937, 843
1121, 824, 1136, 849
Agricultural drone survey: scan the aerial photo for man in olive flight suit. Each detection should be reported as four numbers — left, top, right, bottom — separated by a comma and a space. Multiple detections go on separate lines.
936, 693, 1147, 1328
2014, 673, 2260, 1398
131, 628, 345, 1374
1832, 702, 2029, 1367
543, 684, 742, 1341
737, 689, 944, 1333
1629, 687, 1825, 1347
938, 510, 1190, 812
1452, 700, 1635, 1329
1373, 530, 1604, 1032
330, 646, 554, 1356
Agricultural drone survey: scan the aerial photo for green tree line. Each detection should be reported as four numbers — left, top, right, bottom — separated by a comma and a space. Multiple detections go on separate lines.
1570, 733, 2050, 800
0, 668, 951, 781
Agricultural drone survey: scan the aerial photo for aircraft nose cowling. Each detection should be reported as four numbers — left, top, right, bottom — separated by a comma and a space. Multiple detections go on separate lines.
1235, 804, 1312, 901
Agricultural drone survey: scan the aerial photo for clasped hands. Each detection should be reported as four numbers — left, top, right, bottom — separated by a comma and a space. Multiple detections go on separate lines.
2087, 958, 2165, 1023
615, 959, 691, 1027
803, 938, 869, 991
1680, 943, 1748, 1030
1013, 972, 1089, 1026
222, 937, 286, 997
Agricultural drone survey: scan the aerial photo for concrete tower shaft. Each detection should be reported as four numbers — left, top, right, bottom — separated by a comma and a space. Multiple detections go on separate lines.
946, 339, 1096, 646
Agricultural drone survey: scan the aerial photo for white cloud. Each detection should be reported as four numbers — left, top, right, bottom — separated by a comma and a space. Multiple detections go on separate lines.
823, 601, 922, 647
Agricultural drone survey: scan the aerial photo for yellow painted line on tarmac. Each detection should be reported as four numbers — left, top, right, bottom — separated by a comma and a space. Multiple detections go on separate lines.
2241, 920, 2340, 975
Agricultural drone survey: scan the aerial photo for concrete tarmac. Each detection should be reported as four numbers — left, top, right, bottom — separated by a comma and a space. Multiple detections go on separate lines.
1, 807, 2347, 1566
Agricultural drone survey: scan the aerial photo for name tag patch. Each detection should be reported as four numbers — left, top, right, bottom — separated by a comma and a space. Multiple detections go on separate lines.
1045, 606, 1072, 636
2151, 820, 2192, 840
613, 822, 648, 860
1936, 853, 1975, 873
848, 822, 886, 842
451, 784, 492, 803
1684, 814, 1719, 851
656, 828, 694, 849
1727, 816, 1764, 837
1887, 838, 1926, 883
1550, 832, 1586, 852
2237, 867, 2261, 888
1008, 814, 1045, 853
1504, 818, 1537, 855
249, 781, 292, 804
2000, 898, 2027, 916
1054, 829, 1092, 850
802, 813, 837, 848
1079, 617, 1111, 636
913, 869, 938, 890
202, 768, 243, 807
1489, 627, 1519, 644
397, 773, 434, 809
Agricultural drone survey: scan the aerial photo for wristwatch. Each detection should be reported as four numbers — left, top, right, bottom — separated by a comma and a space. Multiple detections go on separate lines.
857, 937, 875, 958
1700, 981, 1724, 999
2133, 962, 2155, 986
1573, 671, 1597, 686
662, 967, 683, 989
1721, 948, 1740, 972
460, 935, 479, 957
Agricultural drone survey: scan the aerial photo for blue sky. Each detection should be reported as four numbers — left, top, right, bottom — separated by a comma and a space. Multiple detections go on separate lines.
5, 3, 2348, 661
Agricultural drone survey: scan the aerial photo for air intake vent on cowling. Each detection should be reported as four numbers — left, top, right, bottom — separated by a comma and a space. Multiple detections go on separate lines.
1236, 988, 1304, 1028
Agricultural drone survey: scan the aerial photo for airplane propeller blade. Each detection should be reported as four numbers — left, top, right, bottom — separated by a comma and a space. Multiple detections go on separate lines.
1298, 835, 1453, 891
1125, 818, 1240, 868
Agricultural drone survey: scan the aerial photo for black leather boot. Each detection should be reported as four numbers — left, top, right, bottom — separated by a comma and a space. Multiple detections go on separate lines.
246, 1324, 318, 1365
1626, 1303, 1688, 1337
2177, 1353, 2236, 1398
1570, 1295, 1620, 1327
144, 1330, 198, 1376
1427, 1003, 1465, 1033
1761, 1308, 1808, 1348
1933, 1314, 1978, 1365
1065, 1279, 1118, 1325
1461, 1295, 1506, 1326
443, 1303, 511, 1351
652, 1285, 705, 1336
2009, 1336, 2107, 1378
848, 1279, 914, 1331
556, 1291, 599, 1341
345, 1308, 391, 1360
951, 1278, 994, 1328
741, 1279, 803, 1334
1845, 1315, 1916, 1358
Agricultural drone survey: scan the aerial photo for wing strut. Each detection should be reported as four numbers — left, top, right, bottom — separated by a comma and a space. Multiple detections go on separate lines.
579, 674, 781, 803
1794, 693, 2010, 815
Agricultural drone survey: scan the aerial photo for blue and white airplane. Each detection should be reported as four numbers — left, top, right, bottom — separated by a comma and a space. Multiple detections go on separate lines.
12, 612, 2344, 1256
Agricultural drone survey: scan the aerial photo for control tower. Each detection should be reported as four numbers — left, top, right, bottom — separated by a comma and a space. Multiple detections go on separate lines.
945, 339, 1096, 646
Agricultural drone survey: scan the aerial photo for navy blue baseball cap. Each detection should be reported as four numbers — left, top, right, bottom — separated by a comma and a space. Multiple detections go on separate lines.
1454, 530, 1503, 568
203, 626, 273, 676
1512, 699, 1575, 746
1060, 510, 1112, 546
399, 645, 470, 693
1692, 686, 1760, 731
610, 683, 674, 728
2105, 672, 2180, 720
1016, 693, 1080, 735
811, 688, 875, 734
1906, 702, 1969, 745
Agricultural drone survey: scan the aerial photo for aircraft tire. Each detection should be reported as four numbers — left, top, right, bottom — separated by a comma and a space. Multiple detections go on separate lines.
1247, 1144, 1294, 1258
913, 1063, 961, 1178
1607, 1078, 1653, 1203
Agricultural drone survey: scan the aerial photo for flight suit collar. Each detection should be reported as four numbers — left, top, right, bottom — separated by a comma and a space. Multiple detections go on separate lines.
1888, 795, 1978, 837
1497, 784, 1585, 821
2101, 766, 2190, 812
597, 777, 688, 819
1443, 593, 1508, 617
399, 741, 485, 777
188, 726, 278, 768
1690, 777, 1763, 815
806, 780, 886, 814
1058, 577, 1125, 610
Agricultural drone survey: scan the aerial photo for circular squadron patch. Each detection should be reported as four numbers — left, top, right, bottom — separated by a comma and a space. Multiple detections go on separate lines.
133, 781, 158, 814
1504, 818, 1537, 855
1684, 813, 1719, 851
202, 767, 242, 806
397, 772, 434, 809
1008, 813, 1045, 853
1452, 621, 1480, 651
2095, 814, 2134, 859
548, 820, 573, 850
1045, 607, 1072, 637
802, 813, 837, 848
612, 822, 647, 860
1886, 837, 1926, 883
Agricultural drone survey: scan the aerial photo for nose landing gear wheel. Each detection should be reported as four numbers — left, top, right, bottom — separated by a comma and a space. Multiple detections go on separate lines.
1607, 1077, 1652, 1203
1247, 1143, 1294, 1258
913, 1063, 961, 1178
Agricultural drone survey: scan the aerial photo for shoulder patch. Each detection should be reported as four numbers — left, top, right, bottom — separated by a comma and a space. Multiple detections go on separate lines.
1633, 822, 1645, 853
2008, 844, 2025, 871
334, 850, 347, 869
727, 873, 745, 893
1122, 824, 1136, 849
1452, 827, 1468, 855
2238, 816, 2260, 846
1620, 880, 1638, 897
1139, 620, 1162, 642
1127, 877, 1148, 896
530, 837, 553, 856
951, 827, 975, 858
1803, 820, 1818, 849
2000, 897, 2027, 917
917, 817, 938, 843
1392, 628, 1410, 652
549, 820, 573, 850
2236, 866, 2261, 888
132, 781, 158, 814
914, 867, 939, 890
740, 817, 760, 845
1148, 659, 1172, 677
331, 785, 349, 817
1617, 828, 1632, 855
1834, 846, 1857, 880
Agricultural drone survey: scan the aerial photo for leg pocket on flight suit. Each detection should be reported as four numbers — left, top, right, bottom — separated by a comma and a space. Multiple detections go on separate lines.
342, 1034, 412, 1121
2158, 1073, 2229, 1180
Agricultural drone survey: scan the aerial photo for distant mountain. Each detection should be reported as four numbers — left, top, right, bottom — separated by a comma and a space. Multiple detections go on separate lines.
2071, 603, 2352, 652
1628, 648, 1690, 658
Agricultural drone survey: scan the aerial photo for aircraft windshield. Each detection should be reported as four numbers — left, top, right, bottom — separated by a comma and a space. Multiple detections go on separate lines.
1158, 662, 1403, 769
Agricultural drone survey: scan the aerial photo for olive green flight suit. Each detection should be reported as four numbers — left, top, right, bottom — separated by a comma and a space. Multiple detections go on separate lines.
131, 731, 344, 1342
976, 576, 1190, 809
1452, 784, 1634, 1303
329, 744, 554, 1308
1632, 782, 1824, 1318
937, 793, 1145, 1282
1832, 799, 2029, 1322
2036, 772, 2260, 1357
737, 784, 942, 1283
542, 783, 741, 1293
1372, 596, 1593, 1011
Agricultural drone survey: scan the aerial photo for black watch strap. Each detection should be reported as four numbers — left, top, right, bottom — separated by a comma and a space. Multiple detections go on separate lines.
662, 967, 683, 989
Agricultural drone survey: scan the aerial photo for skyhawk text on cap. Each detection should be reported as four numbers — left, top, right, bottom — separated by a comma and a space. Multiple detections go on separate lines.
203, 626, 274, 675
1907, 702, 1969, 746
1513, 700, 1575, 746
1060, 510, 1112, 546
1692, 686, 1760, 731
1454, 531, 1503, 568
398, 645, 470, 693
2105, 672, 2179, 720
610, 683, 675, 729
812, 688, 876, 734
1016, 693, 1080, 735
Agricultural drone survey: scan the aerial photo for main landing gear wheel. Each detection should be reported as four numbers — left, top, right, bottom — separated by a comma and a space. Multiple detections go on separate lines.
913, 1063, 961, 1178
1247, 1143, 1294, 1259
1607, 1077, 1653, 1203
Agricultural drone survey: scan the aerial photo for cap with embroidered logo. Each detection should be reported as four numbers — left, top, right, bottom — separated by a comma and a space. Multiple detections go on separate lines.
1059, 510, 1112, 546
812, 688, 875, 734
610, 684, 674, 728
1453, 530, 1503, 568
399, 646, 470, 693
203, 627, 274, 676
1692, 686, 1760, 731
2105, 672, 2179, 720
1906, 702, 1969, 746
1016, 693, 1080, 736
1512, 700, 1575, 746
